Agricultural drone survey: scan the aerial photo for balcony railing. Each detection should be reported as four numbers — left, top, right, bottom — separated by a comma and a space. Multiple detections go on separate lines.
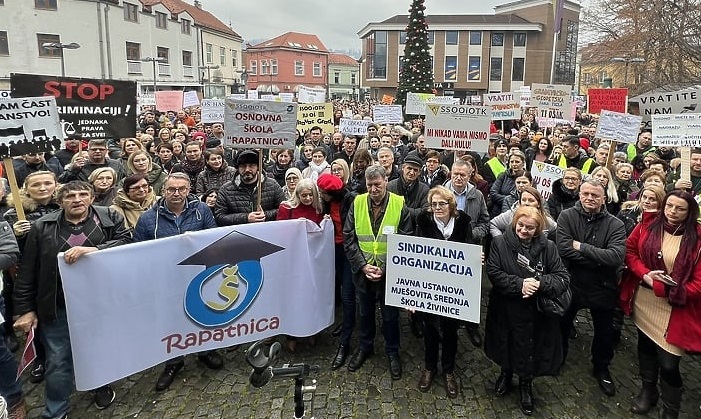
127, 60, 142, 74
158, 63, 170, 76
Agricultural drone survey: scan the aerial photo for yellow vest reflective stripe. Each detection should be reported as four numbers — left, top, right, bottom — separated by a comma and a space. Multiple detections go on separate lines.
486, 157, 506, 178
354, 192, 404, 267
627, 144, 656, 162
557, 154, 595, 174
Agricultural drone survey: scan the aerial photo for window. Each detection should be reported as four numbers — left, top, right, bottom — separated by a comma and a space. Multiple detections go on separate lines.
37, 33, 61, 57
231, 49, 238, 67
444, 56, 457, 81
35, 0, 56, 10
446, 31, 458, 45
513, 32, 526, 47
124, 2, 138, 22
427, 31, 435, 45
0, 0, 4, 5
181, 19, 191, 35
490, 57, 502, 81
219, 47, 226, 66
313, 62, 322, 77
491, 32, 504, 46
270, 59, 277, 75
0, 31, 7, 56
334, 72, 340, 84
182, 50, 192, 67
260, 60, 268, 75
295, 60, 304, 76
250, 60, 257, 75
205, 43, 212, 64
365, 31, 387, 79
125, 42, 140, 61
512, 57, 525, 81
157, 46, 169, 63
468, 56, 480, 81
351, 72, 357, 85
469, 31, 482, 45
398, 55, 404, 76
399, 31, 407, 44
156, 12, 167, 29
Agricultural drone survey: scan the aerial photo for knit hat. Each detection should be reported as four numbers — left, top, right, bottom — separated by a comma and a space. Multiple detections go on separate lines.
191, 131, 207, 141
317, 173, 343, 192
237, 150, 259, 166
285, 167, 302, 181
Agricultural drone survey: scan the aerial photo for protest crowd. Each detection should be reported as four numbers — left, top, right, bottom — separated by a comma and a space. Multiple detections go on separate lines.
1, 94, 701, 419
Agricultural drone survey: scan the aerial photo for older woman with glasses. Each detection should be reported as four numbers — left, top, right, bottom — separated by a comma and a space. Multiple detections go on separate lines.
283, 168, 303, 201
110, 174, 157, 232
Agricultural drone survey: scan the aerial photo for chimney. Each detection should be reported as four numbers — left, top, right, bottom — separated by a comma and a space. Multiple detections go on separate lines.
194, 0, 202, 9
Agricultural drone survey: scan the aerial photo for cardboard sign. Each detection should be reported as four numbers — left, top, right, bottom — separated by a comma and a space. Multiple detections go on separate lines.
531, 83, 572, 127
297, 86, 326, 104
637, 88, 701, 129
182, 90, 200, 108
0, 96, 63, 157
381, 94, 395, 105
372, 105, 403, 125
155, 91, 184, 112
297, 103, 334, 135
587, 88, 628, 114
424, 104, 491, 152
11, 74, 137, 139
483, 92, 521, 120
339, 118, 369, 136
652, 114, 701, 147
224, 99, 298, 149
385, 234, 482, 323
201, 99, 225, 123
596, 110, 642, 144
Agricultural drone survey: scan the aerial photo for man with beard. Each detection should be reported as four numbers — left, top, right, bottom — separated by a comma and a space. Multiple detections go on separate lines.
626, 130, 656, 162
333, 135, 357, 166
171, 142, 206, 187
556, 136, 597, 175
214, 150, 285, 225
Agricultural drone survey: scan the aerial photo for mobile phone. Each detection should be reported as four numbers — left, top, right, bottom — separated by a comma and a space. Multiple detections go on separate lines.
658, 274, 678, 287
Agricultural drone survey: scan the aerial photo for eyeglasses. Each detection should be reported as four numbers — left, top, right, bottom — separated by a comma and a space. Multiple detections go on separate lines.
89, 148, 107, 152
129, 184, 149, 191
165, 186, 189, 194
563, 176, 580, 182
431, 201, 449, 208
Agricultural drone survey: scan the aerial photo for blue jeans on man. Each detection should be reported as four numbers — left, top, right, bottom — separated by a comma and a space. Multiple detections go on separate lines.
40, 308, 74, 419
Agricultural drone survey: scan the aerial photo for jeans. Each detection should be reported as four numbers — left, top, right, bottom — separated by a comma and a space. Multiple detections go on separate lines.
357, 281, 399, 355
336, 245, 355, 347
0, 294, 22, 407
41, 308, 74, 419
561, 302, 615, 372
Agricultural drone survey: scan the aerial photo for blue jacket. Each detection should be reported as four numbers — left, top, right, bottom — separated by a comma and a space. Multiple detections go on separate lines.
133, 194, 216, 241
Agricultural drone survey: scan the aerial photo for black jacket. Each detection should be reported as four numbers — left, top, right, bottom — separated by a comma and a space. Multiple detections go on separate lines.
415, 209, 472, 243
14, 206, 131, 323
387, 177, 429, 220
547, 179, 579, 222
555, 202, 626, 310
484, 227, 569, 377
214, 174, 285, 226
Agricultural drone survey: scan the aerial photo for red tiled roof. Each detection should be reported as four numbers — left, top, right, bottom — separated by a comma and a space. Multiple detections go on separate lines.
140, 0, 241, 38
329, 53, 358, 66
249, 32, 329, 53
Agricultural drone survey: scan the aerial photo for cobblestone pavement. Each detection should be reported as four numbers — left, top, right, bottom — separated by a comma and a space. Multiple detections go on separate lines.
15, 276, 701, 419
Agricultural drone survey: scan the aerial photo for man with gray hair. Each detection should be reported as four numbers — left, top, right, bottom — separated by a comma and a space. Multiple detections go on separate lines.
556, 179, 626, 397
343, 165, 412, 379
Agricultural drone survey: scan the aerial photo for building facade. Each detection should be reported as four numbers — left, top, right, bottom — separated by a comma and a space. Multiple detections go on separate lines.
0, 0, 243, 97
357, 0, 581, 100
328, 53, 360, 100
243, 32, 329, 98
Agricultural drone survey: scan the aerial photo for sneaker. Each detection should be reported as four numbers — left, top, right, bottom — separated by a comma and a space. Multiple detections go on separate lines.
93, 385, 116, 410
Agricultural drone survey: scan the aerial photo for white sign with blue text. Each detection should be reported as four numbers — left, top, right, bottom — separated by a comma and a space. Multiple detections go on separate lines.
385, 234, 482, 323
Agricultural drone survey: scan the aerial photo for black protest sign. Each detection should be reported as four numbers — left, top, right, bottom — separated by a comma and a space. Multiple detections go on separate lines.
0, 96, 63, 158
10, 73, 137, 139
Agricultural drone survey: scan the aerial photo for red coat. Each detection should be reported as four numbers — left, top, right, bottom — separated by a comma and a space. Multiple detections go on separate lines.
622, 213, 701, 352
276, 202, 324, 225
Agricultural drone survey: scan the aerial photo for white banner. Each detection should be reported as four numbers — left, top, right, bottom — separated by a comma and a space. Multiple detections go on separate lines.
405, 93, 459, 115
339, 117, 369, 136
596, 110, 643, 144
0, 96, 63, 157
372, 105, 403, 125
483, 92, 521, 120
652, 114, 701, 147
183, 90, 200, 108
424, 104, 491, 152
637, 89, 701, 128
201, 99, 224, 123
224, 99, 298, 149
297, 86, 326, 104
385, 234, 482, 323
278, 93, 294, 103
59, 219, 335, 390
530, 161, 591, 201
247, 90, 259, 100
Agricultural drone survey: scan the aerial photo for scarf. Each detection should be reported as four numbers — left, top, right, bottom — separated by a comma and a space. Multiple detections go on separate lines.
307, 160, 329, 182
642, 220, 696, 306
181, 157, 205, 175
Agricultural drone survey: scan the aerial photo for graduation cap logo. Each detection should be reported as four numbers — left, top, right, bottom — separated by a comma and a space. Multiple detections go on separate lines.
180, 230, 284, 328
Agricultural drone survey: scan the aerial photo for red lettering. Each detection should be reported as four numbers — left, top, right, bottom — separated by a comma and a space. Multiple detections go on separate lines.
41, 81, 115, 100
44, 81, 61, 98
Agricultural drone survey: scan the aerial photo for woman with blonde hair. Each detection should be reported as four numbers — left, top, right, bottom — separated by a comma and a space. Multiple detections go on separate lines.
591, 166, 620, 215
157, 128, 172, 145
126, 150, 167, 195
331, 159, 350, 185
617, 184, 666, 236
120, 138, 145, 166
88, 166, 118, 206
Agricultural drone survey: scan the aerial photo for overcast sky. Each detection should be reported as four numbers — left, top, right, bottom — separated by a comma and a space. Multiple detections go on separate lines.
202, 0, 511, 51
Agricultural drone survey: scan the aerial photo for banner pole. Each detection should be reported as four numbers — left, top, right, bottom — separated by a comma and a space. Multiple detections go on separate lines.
4, 158, 26, 221
256, 148, 263, 210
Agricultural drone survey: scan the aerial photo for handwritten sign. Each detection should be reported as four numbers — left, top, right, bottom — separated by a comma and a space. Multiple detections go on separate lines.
298, 86, 326, 104
224, 100, 298, 149
483, 92, 521, 120
297, 103, 334, 135
424, 104, 491, 152
339, 118, 369, 136
652, 114, 701, 147
587, 88, 628, 114
596, 110, 642, 144
372, 105, 403, 125
182, 90, 200, 108
201, 99, 224, 123
155, 91, 184, 112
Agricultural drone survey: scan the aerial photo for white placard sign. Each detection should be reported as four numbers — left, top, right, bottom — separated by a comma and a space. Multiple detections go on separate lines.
637, 89, 701, 128
424, 104, 491, 152
0, 91, 10, 100
201, 99, 225, 123
278, 93, 294, 103
247, 90, 259, 100
339, 118, 369, 136
652, 114, 701, 147
182, 90, 200, 108
0, 96, 64, 155
405, 93, 459, 115
518, 86, 531, 107
224, 99, 298, 149
261, 94, 275, 101
483, 92, 521, 120
532, 83, 572, 127
596, 110, 643, 144
385, 234, 482, 323
137, 94, 156, 107
229, 94, 246, 100
530, 161, 591, 201
297, 86, 326, 104
372, 105, 403, 125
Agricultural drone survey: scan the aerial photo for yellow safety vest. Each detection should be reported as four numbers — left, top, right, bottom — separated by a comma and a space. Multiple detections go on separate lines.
626, 144, 656, 162
557, 154, 595, 175
354, 192, 404, 268
486, 157, 506, 179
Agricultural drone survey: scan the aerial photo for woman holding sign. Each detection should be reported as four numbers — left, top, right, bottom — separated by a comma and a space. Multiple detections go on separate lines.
413, 186, 473, 399
484, 206, 569, 415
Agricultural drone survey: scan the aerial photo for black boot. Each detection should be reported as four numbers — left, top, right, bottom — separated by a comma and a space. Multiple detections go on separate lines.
494, 369, 513, 396
659, 380, 682, 419
630, 352, 659, 414
519, 377, 534, 415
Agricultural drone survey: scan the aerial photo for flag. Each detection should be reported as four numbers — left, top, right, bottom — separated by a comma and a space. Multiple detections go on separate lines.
16, 328, 37, 381
554, 0, 565, 33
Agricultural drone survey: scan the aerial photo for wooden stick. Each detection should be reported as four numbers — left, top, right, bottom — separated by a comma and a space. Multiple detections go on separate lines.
680, 147, 691, 182
605, 140, 617, 169
256, 149, 263, 210
4, 158, 26, 221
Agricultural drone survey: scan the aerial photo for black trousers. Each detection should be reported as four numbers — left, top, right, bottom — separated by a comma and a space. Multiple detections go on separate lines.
560, 301, 615, 372
423, 313, 459, 374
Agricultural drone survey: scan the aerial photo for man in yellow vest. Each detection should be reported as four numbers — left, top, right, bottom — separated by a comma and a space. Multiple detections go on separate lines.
626, 130, 655, 163
343, 165, 412, 379
481, 137, 509, 186
557, 136, 597, 175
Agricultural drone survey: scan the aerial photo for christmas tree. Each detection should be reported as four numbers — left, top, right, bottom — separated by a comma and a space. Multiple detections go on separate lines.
396, 0, 434, 111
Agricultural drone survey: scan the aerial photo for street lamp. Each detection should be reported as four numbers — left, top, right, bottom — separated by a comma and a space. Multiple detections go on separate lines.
140, 57, 167, 93
240, 70, 248, 93
199, 65, 220, 98
611, 57, 645, 86
42, 42, 80, 77
356, 58, 364, 101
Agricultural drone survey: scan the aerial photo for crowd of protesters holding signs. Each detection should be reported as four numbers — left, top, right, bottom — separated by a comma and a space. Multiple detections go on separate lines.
0, 92, 700, 419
